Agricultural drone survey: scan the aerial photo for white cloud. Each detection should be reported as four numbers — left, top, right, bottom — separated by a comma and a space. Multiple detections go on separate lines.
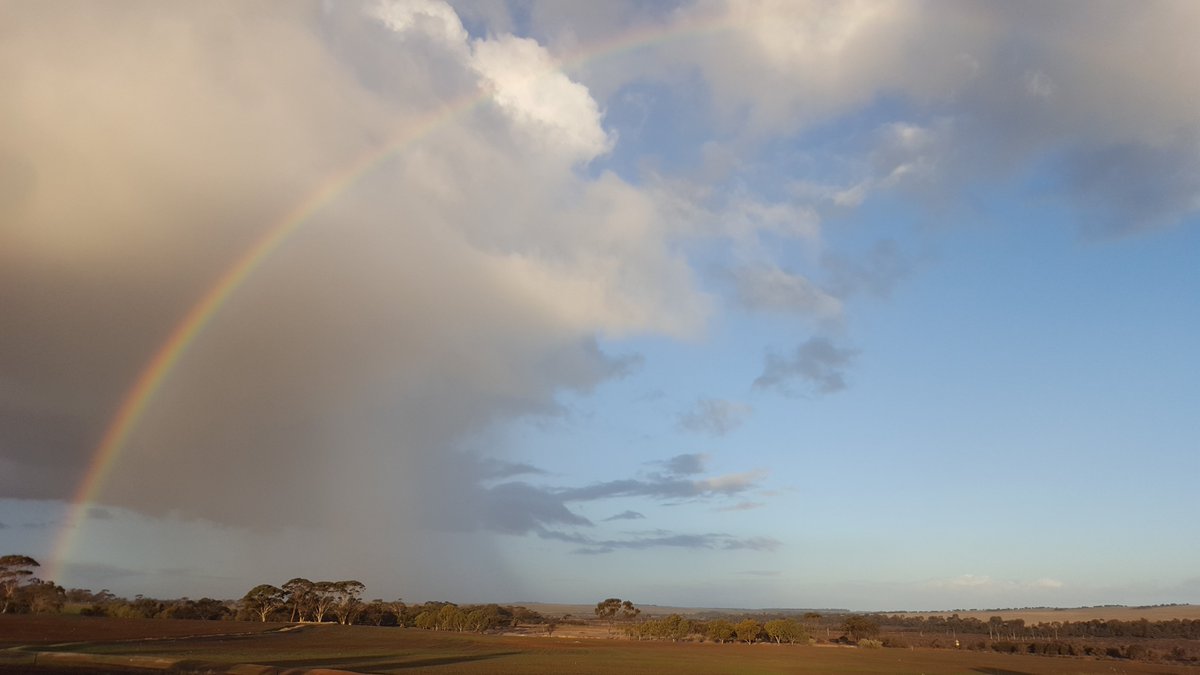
470, 34, 614, 164
371, 0, 471, 49
539, 0, 1200, 232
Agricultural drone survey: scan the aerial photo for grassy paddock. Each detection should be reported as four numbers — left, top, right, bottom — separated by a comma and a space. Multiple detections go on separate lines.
4, 617, 1199, 674
897, 605, 1200, 624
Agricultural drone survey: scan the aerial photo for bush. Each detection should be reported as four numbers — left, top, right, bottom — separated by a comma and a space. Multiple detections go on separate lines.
858, 639, 883, 649
1124, 644, 1149, 660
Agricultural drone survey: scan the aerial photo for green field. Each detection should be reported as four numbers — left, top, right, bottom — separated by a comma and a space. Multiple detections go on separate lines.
2, 616, 1198, 674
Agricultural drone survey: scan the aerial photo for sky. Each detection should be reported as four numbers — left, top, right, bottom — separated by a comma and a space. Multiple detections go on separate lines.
1, 0, 1198, 612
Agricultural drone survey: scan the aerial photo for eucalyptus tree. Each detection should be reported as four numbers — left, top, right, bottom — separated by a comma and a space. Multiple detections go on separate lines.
240, 584, 286, 622
0, 555, 40, 614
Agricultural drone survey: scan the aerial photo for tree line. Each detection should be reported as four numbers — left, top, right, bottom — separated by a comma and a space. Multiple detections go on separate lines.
872, 612, 1200, 641
624, 615, 812, 643
5, 553, 1197, 663
0, 554, 552, 630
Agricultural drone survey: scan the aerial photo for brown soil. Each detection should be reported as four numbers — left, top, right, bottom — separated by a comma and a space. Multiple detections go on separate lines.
0, 614, 286, 648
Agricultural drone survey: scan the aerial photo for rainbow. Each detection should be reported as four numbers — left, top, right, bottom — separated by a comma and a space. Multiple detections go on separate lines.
47, 7, 731, 584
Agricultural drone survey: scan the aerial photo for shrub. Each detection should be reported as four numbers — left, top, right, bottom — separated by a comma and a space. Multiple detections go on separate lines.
992, 641, 1020, 653
858, 639, 883, 649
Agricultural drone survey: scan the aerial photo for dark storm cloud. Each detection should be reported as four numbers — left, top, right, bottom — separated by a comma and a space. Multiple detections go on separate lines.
0, 1, 730, 601
59, 561, 144, 586
0, 0, 700, 536
755, 337, 859, 395
481, 482, 593, 534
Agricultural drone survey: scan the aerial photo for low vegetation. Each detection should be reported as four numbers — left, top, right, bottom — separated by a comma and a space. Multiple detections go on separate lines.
4, 553, 1199, 670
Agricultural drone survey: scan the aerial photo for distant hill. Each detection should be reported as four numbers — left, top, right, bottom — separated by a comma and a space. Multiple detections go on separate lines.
891, 605, 1200, 623
512, 602, 1200, 623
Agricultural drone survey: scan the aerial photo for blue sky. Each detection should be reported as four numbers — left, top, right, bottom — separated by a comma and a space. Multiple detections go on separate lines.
1, 0, 1198, 611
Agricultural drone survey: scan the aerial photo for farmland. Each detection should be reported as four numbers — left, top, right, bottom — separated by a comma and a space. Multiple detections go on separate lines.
3, 615, 1199, 675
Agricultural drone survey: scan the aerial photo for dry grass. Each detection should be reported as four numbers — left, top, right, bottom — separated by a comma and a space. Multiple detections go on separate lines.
897, 605, 1200, 624
4, 617, 1200, 674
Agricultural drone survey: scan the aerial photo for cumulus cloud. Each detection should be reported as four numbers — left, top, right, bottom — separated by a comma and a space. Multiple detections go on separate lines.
470, 34, 614, 163
677, 399, 752, 436
755, 336, 859, 394
525, 0, 1200, 233
0, 0, 723, 595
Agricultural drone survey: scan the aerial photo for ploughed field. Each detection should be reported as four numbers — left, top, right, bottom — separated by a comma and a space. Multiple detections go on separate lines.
3, 616, 1199, 674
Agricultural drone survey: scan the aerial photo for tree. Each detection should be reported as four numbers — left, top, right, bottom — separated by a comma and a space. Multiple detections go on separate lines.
764, 618, 806, 644
310, 581, 339, 623
803, 612, 822, 634
842, 615, 880, 642
436, 603, 464, 631
705, 619, 735, 643
24, 579, 65, 615
414, 610, 437, 630
389, 599, 408, 627
660, 614, 691, 641
988, 615, 1003, 640
594, 597, 622, 623
0, 555, 40, 614
359, 600, 398, 626
735, 618, 762, 643
329, 580, 365, 625
240, 584, 286, 622
282, 578, 314, 622
620, 600, 641, 622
